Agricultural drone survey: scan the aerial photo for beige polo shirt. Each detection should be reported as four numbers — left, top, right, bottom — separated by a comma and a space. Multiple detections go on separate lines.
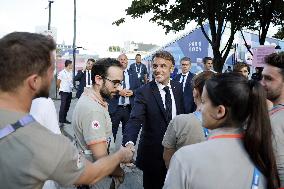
162, 113, 206, 150
72, 88, 112, 162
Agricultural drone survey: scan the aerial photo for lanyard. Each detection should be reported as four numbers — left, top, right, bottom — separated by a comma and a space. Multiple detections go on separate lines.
208, 133, 260, 189
135, 64, 142, 78
0, 115, 35, 139
251, 168, 260, 189
193, 111, 209, 137
269, 103, 284, 116
208, 133, 243, 140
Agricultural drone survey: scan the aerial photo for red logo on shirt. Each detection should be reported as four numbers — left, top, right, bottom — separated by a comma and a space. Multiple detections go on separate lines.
91, 120, 100, 130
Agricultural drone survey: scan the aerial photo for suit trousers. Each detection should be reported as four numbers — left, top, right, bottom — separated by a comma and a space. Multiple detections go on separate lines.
143, 165, 167, 189
59, 91, 72, 123
110, 105, 131, 142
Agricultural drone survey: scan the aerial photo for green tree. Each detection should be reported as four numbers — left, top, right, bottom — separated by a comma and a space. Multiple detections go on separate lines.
114, 0, 251, 72
115, 0, 284, 71
245, 0, 284, 45
108, 46, 121, 52
273, 27, 284, 40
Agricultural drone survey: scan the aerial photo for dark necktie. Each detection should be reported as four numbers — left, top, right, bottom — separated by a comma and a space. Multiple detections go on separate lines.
163, 86, 172, 122
87, 70, 91, 85
121, 71, 126, 104
181, 75, 186, 84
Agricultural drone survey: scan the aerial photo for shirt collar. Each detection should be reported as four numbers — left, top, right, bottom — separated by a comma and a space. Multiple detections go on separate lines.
182, 72, 189, 77
82, 87, 108, 109
155, 80, 171, 91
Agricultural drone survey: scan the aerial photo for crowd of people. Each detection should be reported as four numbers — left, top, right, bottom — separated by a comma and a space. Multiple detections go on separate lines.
0, 31, 283, 189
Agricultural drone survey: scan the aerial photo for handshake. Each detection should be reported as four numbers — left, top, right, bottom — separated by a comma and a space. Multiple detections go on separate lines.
117, 144, 135, 163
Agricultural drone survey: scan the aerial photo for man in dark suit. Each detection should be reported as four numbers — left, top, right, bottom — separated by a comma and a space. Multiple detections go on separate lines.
108, 54, 140, 142
174, 57, 196, 113
129, 53, 148, 86
74, 58, 95, 98
123, 51, 184, 189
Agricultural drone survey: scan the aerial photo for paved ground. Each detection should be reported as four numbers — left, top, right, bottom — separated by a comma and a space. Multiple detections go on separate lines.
53, 97, 143, 189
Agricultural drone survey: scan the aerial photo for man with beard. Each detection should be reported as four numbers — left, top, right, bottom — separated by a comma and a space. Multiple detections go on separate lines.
72, 58, 126, 189
123, 51, 184, 189
261, 52, 284, 187
0, 32, 133, 189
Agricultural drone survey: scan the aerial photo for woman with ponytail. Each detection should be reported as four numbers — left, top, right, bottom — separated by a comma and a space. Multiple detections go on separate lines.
163, 73, 280, 189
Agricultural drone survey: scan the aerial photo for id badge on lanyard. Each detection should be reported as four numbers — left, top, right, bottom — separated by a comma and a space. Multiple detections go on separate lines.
136, 64, 142, 78
251, 168, 260, 189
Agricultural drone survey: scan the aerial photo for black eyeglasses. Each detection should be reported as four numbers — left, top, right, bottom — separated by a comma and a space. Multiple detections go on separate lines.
103, 77, 122, 87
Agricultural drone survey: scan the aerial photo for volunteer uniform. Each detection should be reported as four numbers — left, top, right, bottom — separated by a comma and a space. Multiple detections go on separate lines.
162, 113, 206, 150
163, 128, 266, 189
269, 105, 284, 187
0, 109, 85, 189
72, 88, 113, 189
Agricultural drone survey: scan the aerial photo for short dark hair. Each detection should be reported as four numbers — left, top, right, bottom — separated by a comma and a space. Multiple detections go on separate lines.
180, 57, 191, 63
233, 62, 250, 74
91, 58, 122, 84
265, 52, 284, 78
87, 58, 95, 63
203, 57, 213, 64
135, 54, 141, 57
152, 50, 175, 66
0, 32, 56, 92
65, 60, 72, 67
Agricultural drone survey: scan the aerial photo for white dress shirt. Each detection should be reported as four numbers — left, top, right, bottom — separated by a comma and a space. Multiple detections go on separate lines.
58, 69, 73, 92
30, 97, 61, 134
119, 70, 130, 105
179, 72, 189, 91
85, 70, 92, 88
156, 80, 177, 120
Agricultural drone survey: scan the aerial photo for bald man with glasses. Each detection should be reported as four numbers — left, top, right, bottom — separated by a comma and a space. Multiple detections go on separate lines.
108, 54, 141, 143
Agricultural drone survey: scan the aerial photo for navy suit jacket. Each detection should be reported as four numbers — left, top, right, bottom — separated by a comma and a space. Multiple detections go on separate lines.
108, 69, 141, 115
129, 63, 148, 86
74, 70, 90, 98
174, 72, 196, 113
123, 80, 184, 171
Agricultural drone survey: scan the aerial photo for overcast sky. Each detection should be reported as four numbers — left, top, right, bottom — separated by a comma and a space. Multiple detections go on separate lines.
0, 0, 279, 56
0, 0, 196, 55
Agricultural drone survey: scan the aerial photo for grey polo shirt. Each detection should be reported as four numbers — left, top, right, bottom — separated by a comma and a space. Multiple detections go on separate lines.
163, 128, 266, 189
270, 108, 284, 187
162, 113, 205, 150
0, 109, 85, 189
72, 92, 112, 162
